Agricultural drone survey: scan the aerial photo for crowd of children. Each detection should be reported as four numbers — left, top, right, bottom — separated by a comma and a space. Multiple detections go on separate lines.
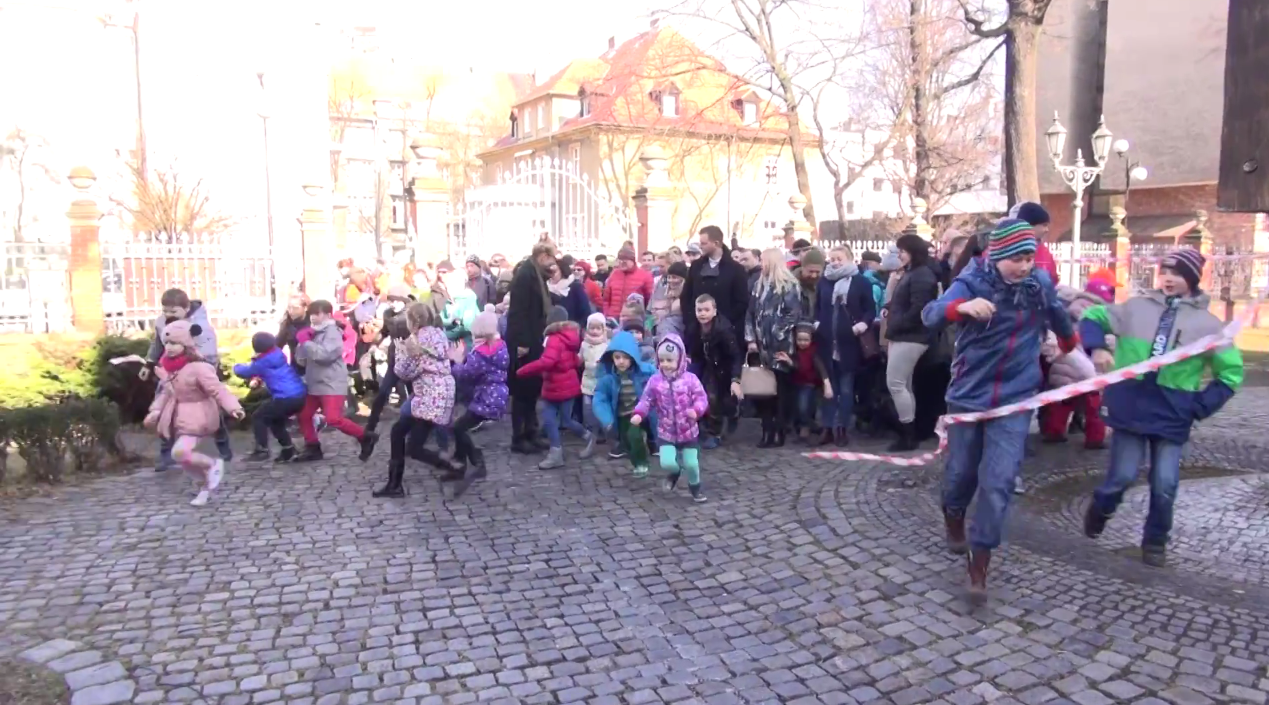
140, 231, 1247, 603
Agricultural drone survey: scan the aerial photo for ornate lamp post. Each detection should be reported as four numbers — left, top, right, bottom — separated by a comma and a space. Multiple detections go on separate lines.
1046, 112, 1114, 284
1111, 138, 1149, 217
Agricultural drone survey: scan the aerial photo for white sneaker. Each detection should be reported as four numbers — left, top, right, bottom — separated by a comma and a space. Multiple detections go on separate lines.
190, 490, 210, 506
1014, 477, 1026, 495
207, 460, 225, 491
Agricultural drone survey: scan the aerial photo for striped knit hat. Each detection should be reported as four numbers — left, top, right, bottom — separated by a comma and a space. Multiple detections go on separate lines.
988, 218, 1037, 262
1160, 247, 1205, 293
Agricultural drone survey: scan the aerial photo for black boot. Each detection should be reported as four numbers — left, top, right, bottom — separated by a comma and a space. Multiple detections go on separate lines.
469, 449, 488, 480
439, 460, 466, 482
967, 548, 991, 600
757, 419, 774, 448
887, 422, 919, 452
293, 443, 323, 462
244, 447, 271, 462
373, 459, 406, 498
358, 431, 380, 462
1084, 501, 1110, 538
273, 445, 296, 463
773, 427, 786, 447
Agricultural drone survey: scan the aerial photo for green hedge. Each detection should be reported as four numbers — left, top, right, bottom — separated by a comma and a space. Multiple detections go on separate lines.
0, 398, 134, 484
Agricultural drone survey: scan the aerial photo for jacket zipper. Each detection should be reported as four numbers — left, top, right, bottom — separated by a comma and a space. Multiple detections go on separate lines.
991, 311, 1023, 407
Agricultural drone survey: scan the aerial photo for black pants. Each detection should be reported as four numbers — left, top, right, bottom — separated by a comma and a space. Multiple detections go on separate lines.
452, 411, 490, 464
253, 396, 306, 449
755, 371, 795, 430
390, 409, 435, 463
701, 376, 734, 438
366, 365, 409, 432
511, 395, 539, 441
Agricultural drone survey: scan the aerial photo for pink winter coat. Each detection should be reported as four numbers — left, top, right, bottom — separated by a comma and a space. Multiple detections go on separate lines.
1042, 286, 1114, 388
632, 333, 709, 444
144, 360, 243, 439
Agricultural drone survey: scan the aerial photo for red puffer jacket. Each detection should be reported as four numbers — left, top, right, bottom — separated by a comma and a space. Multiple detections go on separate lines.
514, 320, 582, 402
601, 266, 654, 318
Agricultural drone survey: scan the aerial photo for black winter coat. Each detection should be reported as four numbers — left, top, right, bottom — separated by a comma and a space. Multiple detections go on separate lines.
680, 246, 750, 342
885, 263, 940, 344
685, 314, 743, 390
505, 259, 551, 399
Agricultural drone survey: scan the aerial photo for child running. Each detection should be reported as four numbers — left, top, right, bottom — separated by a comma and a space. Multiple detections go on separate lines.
921, 218, 1077, 597
579, 312, 610, 443
516, 306, 594, 468
631, 334, 711, 502
375, 303, 456, 498
1080, 248, 1243, 567
593, 330, 657, 476
294, 300, 378, 462
233, 332, 307, 462
446, 304, 509, 493
144, 320, 246, 506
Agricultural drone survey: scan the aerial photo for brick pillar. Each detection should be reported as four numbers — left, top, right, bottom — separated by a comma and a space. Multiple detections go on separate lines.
66, 166, 104, 335
907, 197, 935, 242
1107, 206, 1133, 303
635, 146, 674, 252
299, 185, 332, 300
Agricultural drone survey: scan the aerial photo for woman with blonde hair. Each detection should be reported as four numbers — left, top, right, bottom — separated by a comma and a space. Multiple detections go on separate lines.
744, 248, 803, 447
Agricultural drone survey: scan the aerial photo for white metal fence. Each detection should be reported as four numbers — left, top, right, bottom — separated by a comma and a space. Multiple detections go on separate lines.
0, 240, 72, 334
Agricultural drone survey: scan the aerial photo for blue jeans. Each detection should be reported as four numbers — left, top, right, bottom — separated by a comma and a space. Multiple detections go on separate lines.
795, 385, 819, 429
820, 365, 856, 429
1092, 430, 1184, 547
541, 398, 588, 448
941, 406, 1033, 550
160, 414, 232, 465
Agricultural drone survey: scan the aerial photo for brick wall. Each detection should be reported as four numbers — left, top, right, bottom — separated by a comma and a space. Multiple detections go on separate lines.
1042, 183, 1259, 247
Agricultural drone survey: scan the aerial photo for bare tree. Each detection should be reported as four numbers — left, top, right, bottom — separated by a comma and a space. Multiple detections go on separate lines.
113, 159, 233, 239
957, 0, 1055, 205
1, 128, 60, 243
328, 78, 369, 186
661, 0, 863, 228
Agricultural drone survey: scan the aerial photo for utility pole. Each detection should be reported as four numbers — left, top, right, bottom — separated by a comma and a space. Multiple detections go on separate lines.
100, 1, 146, 182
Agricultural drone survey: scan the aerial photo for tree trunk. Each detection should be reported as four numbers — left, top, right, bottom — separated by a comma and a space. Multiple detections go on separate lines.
1003, 19, 1042, 206
910, 0, 931, 204
785, 109, 816, 228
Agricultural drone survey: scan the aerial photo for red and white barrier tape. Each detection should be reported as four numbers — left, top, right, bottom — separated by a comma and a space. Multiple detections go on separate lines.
1052, 252, 1269, 265
803, 288, 1267, 466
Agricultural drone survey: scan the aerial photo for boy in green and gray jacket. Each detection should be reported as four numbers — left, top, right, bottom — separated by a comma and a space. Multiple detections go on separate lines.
1079, 248, 1243, 567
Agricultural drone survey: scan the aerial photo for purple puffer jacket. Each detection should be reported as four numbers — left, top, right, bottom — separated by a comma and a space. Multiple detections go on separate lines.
451, 340, 510, 420
633, 333, 709, 445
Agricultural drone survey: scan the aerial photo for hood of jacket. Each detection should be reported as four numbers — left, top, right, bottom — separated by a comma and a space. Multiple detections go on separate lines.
600, 331, 650, 375
544, 320, 582, 351
656, 333, 689, 378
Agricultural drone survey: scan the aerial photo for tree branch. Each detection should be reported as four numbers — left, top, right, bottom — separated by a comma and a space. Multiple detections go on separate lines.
955, 0, 1008, 37
932, 37, 1004, 99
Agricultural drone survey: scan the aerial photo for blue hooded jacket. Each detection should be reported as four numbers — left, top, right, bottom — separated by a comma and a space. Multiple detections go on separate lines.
592, 331, 656, 431
922, 259, 1074, 412
232, 348, 307, 400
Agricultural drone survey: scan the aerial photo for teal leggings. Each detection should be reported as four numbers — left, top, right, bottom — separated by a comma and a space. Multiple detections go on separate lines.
659, 444, 701, 486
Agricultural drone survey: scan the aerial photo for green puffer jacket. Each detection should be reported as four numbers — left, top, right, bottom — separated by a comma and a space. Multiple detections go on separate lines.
1079, 290, 1243, 443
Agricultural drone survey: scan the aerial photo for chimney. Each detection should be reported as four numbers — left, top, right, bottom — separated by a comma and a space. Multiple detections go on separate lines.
608, 36, 615, 51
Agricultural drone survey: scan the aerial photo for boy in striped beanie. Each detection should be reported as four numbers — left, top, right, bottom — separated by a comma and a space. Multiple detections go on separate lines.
920, 216, 1077, 598
1079, 246, 1242, 568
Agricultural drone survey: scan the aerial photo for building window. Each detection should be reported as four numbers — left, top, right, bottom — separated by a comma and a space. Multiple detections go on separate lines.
390, 197, 405, 228
510, 113, 518, 139
660, 92, 678, 117
763, 156, 779, 187
846, 201, 855, 215
537, 104, 544, 131
743, 102, 758, 126
495, 165, 504, 182
570, 144, 580, 169
872, 178, 884, 192
579, 91, 591, 117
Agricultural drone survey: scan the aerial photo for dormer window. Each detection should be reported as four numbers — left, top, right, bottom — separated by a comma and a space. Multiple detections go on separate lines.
510, 110, 519, 138
651, 84, 680, 117
743, 102, 758, 126
578, 88, 592, 118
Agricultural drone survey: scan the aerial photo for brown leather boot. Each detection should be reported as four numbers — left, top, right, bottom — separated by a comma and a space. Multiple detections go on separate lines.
816, 428, 835, 446
967, 549, 991, 599
943, 510, 968, 554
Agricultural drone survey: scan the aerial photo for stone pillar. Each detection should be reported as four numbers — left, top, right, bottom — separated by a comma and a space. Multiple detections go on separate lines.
409, 134, 449, 266
635, 146, 674, 252
66, 166, 105, 335
1106, 207, 1134, 303
299, 184, 332, 300
907, 198, 935, 241
783, 193, 813, 249
332, 196, 349, 252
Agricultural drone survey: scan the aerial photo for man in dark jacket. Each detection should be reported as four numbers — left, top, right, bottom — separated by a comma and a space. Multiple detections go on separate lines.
680, 225, 750, 347
506, 243, 556, 453
465, 255, 497, 309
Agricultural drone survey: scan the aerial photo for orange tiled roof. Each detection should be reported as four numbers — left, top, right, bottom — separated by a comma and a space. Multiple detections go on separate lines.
492, 27, 806, 149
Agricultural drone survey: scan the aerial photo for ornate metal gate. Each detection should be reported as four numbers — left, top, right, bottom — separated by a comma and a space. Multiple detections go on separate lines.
447, 157, 633, 263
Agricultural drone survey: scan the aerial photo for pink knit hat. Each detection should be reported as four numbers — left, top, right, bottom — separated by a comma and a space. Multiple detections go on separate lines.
162, 319, 201, 349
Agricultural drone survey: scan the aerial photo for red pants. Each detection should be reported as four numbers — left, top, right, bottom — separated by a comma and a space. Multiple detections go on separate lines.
1041, 392, 1106, 447
299, 395, 364, 445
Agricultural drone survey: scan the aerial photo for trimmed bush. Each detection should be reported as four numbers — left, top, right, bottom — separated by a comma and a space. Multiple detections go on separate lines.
0, 398, 131, 483
83, 335, 155, 423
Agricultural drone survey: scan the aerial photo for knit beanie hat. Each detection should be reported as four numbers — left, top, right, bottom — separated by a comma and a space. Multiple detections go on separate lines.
1160, 248, 1205, 293
471, 304, 499, 339
251, 331, 277, 354
800, 247, 827, 266
386, 282, 412, 300
466, 254, 482, 266
860, 250, 882, 264
1013, 201, 1051, 227
988, 218, 1038, 262
546, 305, 570, 326
879, 244, 902, 272
625, 292, 645, 308
667, 261, 689, 279
1085, 280, 1115, 304
586, 312, 607, 330
617, 247, 637, 263
622, 319, 646, 335
162, 320, 200, 349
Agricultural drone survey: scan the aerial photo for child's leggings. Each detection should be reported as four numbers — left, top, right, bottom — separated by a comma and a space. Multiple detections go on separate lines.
658, 444, 701, 487
171, 435, 214, 479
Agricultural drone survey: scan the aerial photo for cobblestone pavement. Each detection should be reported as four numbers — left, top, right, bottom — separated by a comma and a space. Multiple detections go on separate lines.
3, 390, 1269, 705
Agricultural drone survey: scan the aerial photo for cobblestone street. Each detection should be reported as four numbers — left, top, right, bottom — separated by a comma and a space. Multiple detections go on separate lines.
4, 391, 1269, 705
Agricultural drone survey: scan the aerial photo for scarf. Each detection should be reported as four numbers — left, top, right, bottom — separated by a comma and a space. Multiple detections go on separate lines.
1151, 297, 1181, 357
160, 353, 190, 374
584, 329, 607, 346
311, 319, 335, 332
984, 264, 1046, 311
548, 275, 575, 298
823, 261, 859, 304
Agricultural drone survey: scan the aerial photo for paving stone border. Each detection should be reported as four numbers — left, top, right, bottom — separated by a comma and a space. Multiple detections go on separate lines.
17, 638, 135, 705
